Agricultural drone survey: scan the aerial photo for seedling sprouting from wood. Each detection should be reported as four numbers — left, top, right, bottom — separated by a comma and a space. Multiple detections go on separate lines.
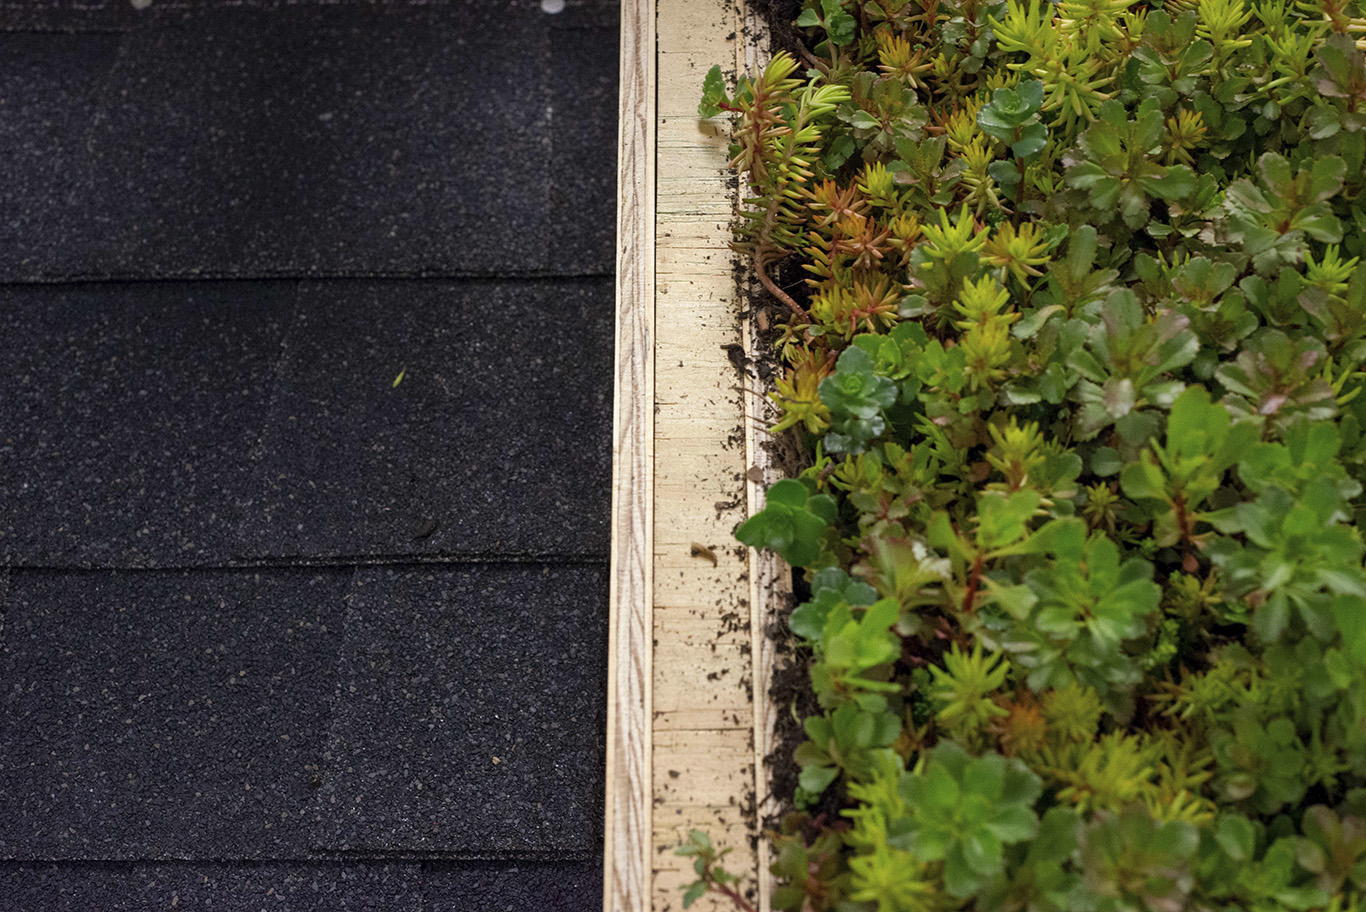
676, 830, 757, 911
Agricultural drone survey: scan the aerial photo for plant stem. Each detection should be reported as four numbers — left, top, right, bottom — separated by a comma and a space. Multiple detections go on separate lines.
962, 552, 986, 615
1014, 155, 1026, 226
1173, 491, 1200, 573
708, 879, 758, 912
756, 246, 809, 320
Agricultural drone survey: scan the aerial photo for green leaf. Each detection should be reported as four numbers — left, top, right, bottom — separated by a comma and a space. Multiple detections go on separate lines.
986, 804, 1039, 843
989, 159, 1022, 189
823, 0, 856, 43
1012, 122, 1049, 159
1214, 814, 1256, 862
735, 479, 832, 567
798, 762, 839, 793
699, 65, 728, 118
897, 744, 1040, 897
766, 478, 808, 508
1332, 595, 1366, 664
976, 490, 1042, 551
1091, 446, 1122, 476
1118, 458, 1166, 502
1144, 164, 1197, 200
681, 881, 706, 907
824, 134, 855, 170
850, 110, 880, 130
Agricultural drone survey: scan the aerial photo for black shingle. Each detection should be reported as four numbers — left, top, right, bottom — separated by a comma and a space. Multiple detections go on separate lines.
0, 568, 350, 860
0, 282, 295, 568
423, 859, 602, 911
0, 0, 619, 899
238, 280, 612, 564
0, 3, 617, 281
310, 564, 607, 856
0, 565, 607, 862
0, 34, 121, 275
548, 23, 620, 274
0, 279, 612, 567
0, 861, 424, 911
0, 859, 602, 911
0, 0, 619, 34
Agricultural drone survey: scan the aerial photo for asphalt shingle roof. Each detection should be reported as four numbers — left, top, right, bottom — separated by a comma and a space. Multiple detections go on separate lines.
0, 4, 618, 281
0, 1, 617, 907
0, 859, 603, 911
0, 279, 612, 568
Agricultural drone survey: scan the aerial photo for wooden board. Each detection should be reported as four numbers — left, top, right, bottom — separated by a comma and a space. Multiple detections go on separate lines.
603, 0, 656, 907
606, 2, 781, 911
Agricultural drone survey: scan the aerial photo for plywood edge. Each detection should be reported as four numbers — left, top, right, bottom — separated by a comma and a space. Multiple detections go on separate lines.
604, 0, 656, 908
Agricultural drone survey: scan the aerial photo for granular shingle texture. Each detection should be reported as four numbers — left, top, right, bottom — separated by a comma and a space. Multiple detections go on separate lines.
0, 279, 612, 568
311, 565, 607, 856
0, 0, 618, 907
0, 859, 602, 911
240, 280, 613, 564
0, 282, 295, 567
0, 565, 610, 863
0, 2, 617, 280
547, 23, 621, 275
422, 860, 604, 911
0, 569, 350, 860
0, 34, 121, 273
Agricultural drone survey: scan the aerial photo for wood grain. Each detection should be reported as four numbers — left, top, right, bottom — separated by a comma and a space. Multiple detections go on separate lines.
607, 1, 778, 910
604, 0, 655, 907
653, 0, 762, 909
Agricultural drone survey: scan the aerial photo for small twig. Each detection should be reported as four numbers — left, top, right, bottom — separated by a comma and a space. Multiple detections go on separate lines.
711, 881, 759, 912
961, 552, 986, 615
1173, 492, 1200, 573
756, 250, 809, 320
678, 831, 757, 912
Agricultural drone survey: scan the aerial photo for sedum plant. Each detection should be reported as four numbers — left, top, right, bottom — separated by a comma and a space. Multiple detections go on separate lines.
694, 0, 1366, 908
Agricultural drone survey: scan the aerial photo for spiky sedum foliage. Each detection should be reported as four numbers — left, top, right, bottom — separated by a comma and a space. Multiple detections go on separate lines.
693, 0, 1366, 908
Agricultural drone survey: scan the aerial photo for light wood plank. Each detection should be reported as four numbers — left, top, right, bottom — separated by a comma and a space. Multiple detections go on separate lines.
604, 0, 656, 908
610, 1, 778, 909
652, 0, 761, 909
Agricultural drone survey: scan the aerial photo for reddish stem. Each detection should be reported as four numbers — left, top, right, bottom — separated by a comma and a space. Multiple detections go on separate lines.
709, 880, 758, 912
961, 552, 986, 615
756, 250, 809, 320
1172, 491, 1200, 572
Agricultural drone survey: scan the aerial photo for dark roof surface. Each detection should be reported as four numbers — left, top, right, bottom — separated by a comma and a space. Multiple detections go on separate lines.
0, 859, 602, 910
0, 1, 618, 908
0, 4, 617, 280
0, 279, 612, 568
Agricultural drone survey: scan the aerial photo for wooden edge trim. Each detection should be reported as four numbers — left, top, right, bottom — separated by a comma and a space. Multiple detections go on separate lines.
739, 8, 782, 910
651, 0, 754, 901
604, 0, 656, 909
610, 2, 782, 909
738, 11, 781, 911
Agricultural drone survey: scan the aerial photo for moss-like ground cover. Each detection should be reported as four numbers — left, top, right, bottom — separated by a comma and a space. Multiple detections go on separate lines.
685, 0, 1366, 908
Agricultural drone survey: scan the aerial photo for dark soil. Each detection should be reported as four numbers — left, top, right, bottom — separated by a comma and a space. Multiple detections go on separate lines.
730, 0, 845, 837
738, 312, 834, 828
762, 573, 847, 831
747, 0, 806, 57
764, 606, 807, 824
